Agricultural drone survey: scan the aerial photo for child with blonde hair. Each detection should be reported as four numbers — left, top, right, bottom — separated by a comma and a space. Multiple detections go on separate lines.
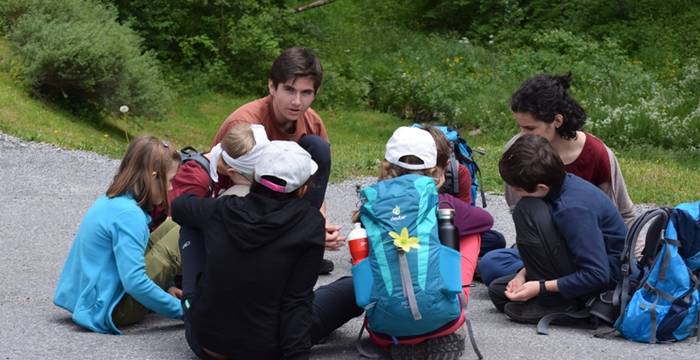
173, 141, 325, 359
155, 123, 269, 299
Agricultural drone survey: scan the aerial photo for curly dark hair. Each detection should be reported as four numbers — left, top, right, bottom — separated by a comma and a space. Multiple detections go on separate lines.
510, 73, 587, 140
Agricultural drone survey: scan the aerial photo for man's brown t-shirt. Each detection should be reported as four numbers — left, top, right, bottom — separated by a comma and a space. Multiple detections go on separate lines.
212, 95, 328, 146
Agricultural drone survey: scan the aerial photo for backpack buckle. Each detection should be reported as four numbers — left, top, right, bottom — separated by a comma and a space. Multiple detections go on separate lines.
621, 263, 630, 276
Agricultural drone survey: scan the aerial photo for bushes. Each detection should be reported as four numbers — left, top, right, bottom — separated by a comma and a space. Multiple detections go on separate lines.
303, 0, 699, 150
108, 0, 295, 93
2, 0, 171, 118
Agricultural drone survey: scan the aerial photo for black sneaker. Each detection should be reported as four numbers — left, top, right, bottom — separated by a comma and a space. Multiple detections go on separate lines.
318, 258, 334, 275
504, 300, 578, 324
390, 326, 466, 360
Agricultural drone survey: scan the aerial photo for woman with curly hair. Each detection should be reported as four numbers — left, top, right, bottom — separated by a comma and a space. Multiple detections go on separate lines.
479, 73, 635, 287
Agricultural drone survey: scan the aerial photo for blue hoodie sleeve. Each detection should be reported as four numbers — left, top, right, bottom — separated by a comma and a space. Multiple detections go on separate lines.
555, 206, 610, 299
111, 209, 182, 319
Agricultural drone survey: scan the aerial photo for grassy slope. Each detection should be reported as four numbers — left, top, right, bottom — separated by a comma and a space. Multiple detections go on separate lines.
1, 68, 697, 205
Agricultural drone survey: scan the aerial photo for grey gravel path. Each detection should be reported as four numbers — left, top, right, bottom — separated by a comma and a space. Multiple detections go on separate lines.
0, 133, 696, 359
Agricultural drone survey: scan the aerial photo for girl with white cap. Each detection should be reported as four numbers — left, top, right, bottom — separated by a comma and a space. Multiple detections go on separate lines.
172, 140, 325, 360
357, 126, 494, 358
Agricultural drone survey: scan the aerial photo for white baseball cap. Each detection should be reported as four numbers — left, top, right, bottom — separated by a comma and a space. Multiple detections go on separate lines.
254, 141, 318, 193
385, 126, 437, 170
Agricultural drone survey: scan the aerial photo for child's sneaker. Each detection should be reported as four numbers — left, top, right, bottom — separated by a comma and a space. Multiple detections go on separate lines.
390, 326, 466, 360
318, 258, 334, 275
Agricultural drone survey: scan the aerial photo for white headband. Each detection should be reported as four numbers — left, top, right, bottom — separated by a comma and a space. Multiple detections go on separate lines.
209, 124, 270, 183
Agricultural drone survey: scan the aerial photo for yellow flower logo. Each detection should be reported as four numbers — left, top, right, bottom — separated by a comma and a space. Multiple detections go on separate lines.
389, 227, 420, 253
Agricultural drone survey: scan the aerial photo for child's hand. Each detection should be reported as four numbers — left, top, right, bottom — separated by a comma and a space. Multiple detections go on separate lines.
506, 268, 526, 293
325, 222, 346, 250
505, 281, 538, 302
167, 286, 183, 300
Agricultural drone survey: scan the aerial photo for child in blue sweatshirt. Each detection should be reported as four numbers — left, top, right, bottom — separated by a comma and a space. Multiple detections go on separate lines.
54, 136, 183, 334
488, 134, 627, 324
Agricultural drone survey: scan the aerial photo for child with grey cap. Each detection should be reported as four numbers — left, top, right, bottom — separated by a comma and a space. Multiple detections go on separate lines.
172, 140, 325, 360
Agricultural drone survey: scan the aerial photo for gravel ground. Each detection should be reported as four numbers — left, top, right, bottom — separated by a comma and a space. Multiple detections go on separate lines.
0, 132, 695, 359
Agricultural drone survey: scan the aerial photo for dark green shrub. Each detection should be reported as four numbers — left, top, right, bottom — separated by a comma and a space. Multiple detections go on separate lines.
108, 0, 295, 93
4, 0, 171, 118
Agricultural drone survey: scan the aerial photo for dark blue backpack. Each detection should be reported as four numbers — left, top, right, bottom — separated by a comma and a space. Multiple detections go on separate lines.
412, 124, 485, 207
614, 202, 700, 343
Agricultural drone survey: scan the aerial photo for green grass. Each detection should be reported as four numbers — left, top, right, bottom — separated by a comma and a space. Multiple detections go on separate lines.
0, 60, 698, 205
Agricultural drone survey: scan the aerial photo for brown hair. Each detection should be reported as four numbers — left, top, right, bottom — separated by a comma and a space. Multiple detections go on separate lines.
498, 134, 565, 193
378, 157, 441, 182
421, 125, 452, 169
106, 135, 180, 213
221, 123, 256, 159
269, 47, 323, 93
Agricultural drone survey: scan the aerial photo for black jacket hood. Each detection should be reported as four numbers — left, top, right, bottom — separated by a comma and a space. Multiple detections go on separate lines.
218, 193, 315, 251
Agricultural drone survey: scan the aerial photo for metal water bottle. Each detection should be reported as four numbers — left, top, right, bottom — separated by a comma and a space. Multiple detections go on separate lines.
438, 208, 460, 251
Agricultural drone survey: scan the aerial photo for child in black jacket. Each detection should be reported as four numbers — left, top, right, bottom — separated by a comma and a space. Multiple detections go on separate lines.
173, 141, 325, 360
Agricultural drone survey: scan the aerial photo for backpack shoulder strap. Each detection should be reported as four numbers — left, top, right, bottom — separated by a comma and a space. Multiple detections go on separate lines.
617, 208, 671, 314
355, 318, 381, 359
180, 146, 211, 174
536, 308, 591, 335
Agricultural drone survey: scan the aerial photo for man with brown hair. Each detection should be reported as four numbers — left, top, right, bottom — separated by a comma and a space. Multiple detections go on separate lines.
212, 47, 341, 274
488, 134, 627, 325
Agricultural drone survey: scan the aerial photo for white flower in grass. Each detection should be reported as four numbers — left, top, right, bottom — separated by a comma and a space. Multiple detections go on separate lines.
119, 105, 129, 114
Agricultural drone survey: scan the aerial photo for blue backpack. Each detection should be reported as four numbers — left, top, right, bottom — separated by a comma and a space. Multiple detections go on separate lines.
614, 202, 700, 343
351, 174, 463, 338
412, 124, 485, 207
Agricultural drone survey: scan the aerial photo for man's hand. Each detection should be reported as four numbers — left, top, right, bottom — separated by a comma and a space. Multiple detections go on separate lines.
167, 286, 183, 300
505, 281, 539, 302
325, 222, 346, 251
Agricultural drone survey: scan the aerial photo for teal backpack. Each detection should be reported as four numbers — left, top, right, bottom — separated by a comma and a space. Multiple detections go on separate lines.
351, 174, 463, 336
614, 201, 700, 343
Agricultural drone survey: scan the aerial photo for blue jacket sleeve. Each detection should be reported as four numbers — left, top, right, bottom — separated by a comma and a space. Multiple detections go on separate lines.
555, 206, 610, 299
112, 209, 182, 319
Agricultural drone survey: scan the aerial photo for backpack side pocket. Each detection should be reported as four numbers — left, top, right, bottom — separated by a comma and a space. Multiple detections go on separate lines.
352, 258, 373, 308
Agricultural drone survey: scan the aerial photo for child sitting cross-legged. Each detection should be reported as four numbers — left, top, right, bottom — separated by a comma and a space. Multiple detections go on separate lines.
352, 126, 493, 359
488, 134, 627, 326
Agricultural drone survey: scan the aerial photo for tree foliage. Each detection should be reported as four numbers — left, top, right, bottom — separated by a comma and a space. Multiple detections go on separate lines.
406, 0, 700, 70
108, 0, 298, 93
2, 0, 171, 118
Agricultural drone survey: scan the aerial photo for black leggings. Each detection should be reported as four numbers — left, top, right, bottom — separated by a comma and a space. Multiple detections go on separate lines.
488, 197, 576, 311
297, 135, 331, 210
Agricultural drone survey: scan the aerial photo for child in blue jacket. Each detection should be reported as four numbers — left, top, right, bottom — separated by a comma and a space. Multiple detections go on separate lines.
54, 135, 183, 334
488, 134, 627, 324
